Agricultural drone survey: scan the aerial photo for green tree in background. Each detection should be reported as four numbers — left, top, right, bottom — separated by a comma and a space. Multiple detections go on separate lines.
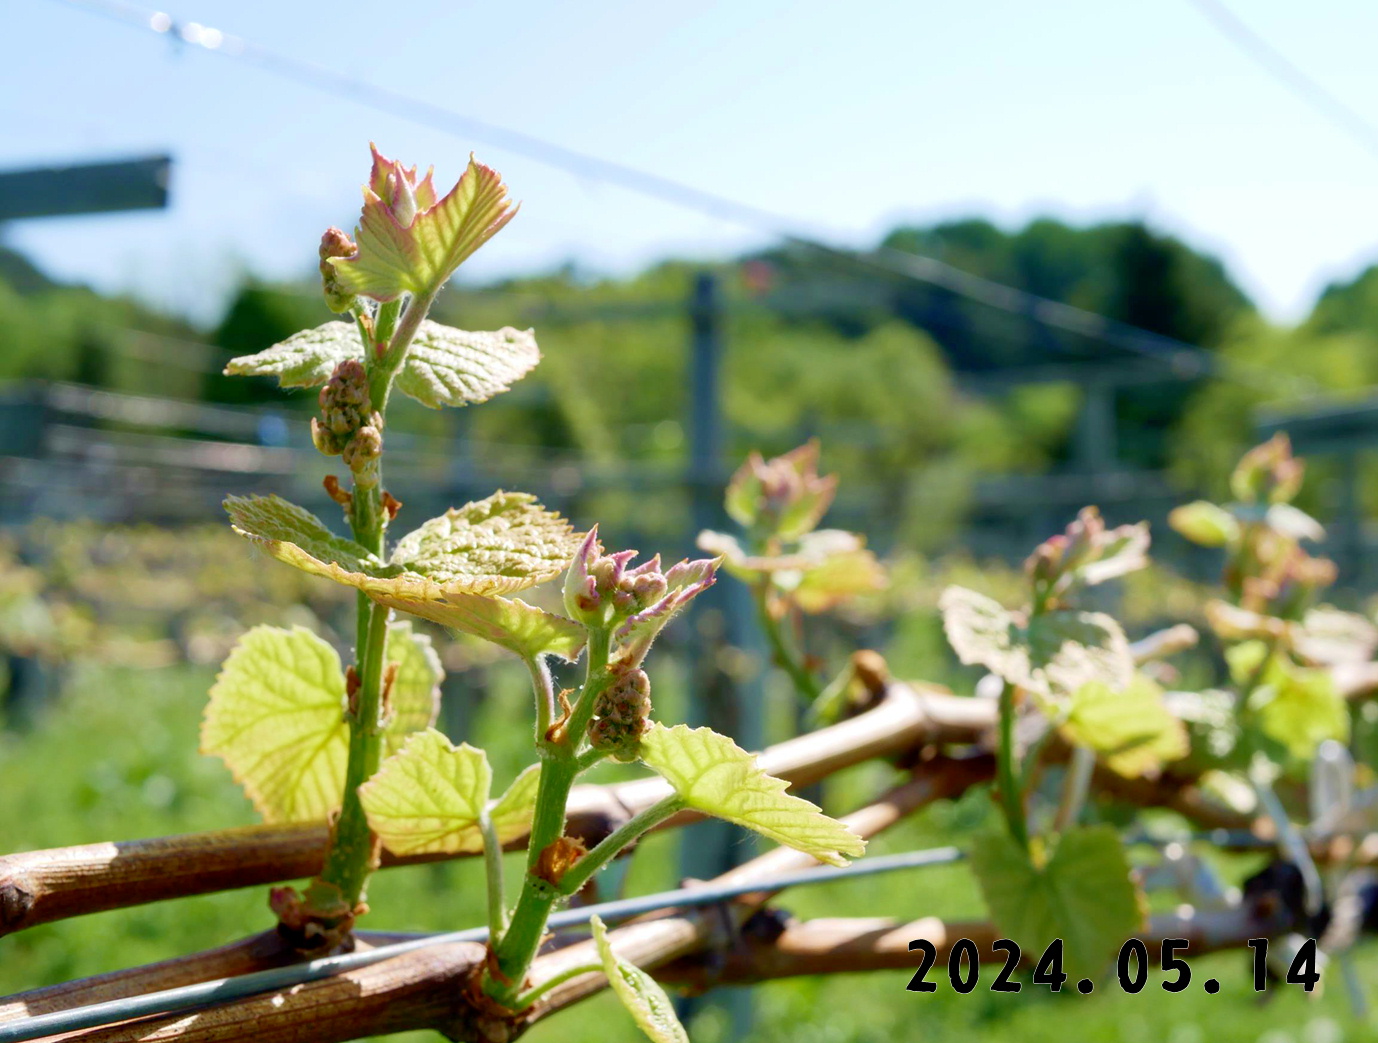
203, 282, 328, 407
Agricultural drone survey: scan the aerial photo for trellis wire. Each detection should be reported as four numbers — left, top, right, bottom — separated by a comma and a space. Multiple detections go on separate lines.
0, 847, 963, 1043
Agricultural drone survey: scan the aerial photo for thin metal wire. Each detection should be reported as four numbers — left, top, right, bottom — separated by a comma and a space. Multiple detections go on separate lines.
0, 847, 963, 1042
1185, 0, 1378, 162
46, 0, 1278, 390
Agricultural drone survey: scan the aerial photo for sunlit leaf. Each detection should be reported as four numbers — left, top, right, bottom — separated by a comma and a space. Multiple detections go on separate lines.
697, 528, 864, 581
1204, 600, 1288, 644
202, 625, 448, 824
940, 586, 1132, 700
969, 825, 1145, 981
223, 322, 364, 388
395, 322, 540, 409
332, 154, 517, 299
638, 723, 865, 867
590, 915, 689, 1043
225, 494, 400, 591
372, 590, 586, 661
1294, 606, 1378, 666
200, 625, 349, 824
227, 492, 580, 603
1168, 500, 1239, 548
383, 622, 443, 757
1062, 674, 1189, 777
1075, 521, 1150, 587
1166, 687, 1242, 769
784, 546, 886, 614
391, 491, 581, 597
1227, 645, 1350, 761
358, 728, 492, 855
489, 764, 542, 844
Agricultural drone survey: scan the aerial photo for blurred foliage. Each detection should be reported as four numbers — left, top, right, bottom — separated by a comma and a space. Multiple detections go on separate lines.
203, 282, 329, 407
1172, 317, 1378, 509
10, 212, 1378, 532
0, 248, 202, 398
877, 218, 1252, 363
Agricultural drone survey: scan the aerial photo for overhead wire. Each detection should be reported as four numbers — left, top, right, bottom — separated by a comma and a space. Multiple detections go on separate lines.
1185, 0, 1378, 162
45, 0, 1284, 389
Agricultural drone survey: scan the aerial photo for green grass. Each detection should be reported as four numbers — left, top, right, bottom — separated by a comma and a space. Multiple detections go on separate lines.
0, 661, 1373, 1043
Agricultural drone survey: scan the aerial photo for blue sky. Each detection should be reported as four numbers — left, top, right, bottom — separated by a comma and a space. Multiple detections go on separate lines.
4, 0, 1378, 324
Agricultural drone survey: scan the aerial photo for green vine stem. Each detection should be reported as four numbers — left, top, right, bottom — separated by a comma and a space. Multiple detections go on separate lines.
525, 655, 556, 747
995, 680, 1029, 851
368, 290, 435, 409
554, 794, 685, 897
310, 291, 433, 917
318, 599, 390, 908
754, 581, 822, 703
1052, 745, 1096, 834
514, 961, 607, 1011
486, 628, 613, 1003
480, 809, 508, 945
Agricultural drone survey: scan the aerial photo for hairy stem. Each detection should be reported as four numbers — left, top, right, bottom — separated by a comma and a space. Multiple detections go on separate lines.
307, 291, 435, 920
514, 961, 607, 1011
556, 795, 684, 897
996, 681, 1029, 851
480, 810, 508, 945
526, 655, 556, 748
319, 593, 390, 909
1052, 745, 1096, 834
754, 582, 821, 703
368, 290, 436, 411
486, 629, 611, 1005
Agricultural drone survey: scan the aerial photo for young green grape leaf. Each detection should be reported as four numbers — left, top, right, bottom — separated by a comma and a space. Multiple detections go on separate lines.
1227, 643, 1350, 760
723, 457, 766, 531
1074, 521, 1150, 587
782, 545, 886, 614
638, 724, 865, 866
489, 764, 542, 843
228, 492, 580, 602
969, 824, 1145, 982
390, 492, 581, 597
200, 625, 349, 824
373, 589, 586, 661
1225, 639, 1272, 686
382, 622, 443, 756
331, 152, 517, 300
394, 322, 541, 409
1027, 610, 1134, 697
940, 586, 1132, 700
1204, 600, 1289, 644
1062, 674, 1189, 778
225, 494, 401, 591
1168, 500, 1239, 547
721, 440, 836, 540
939, 585, 1024, 685
590, 915, 689, 1043
357, 728, 492, 855
223, 322, 365, 388
696, 528, 865, 581
1294, 605, 1378, 666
